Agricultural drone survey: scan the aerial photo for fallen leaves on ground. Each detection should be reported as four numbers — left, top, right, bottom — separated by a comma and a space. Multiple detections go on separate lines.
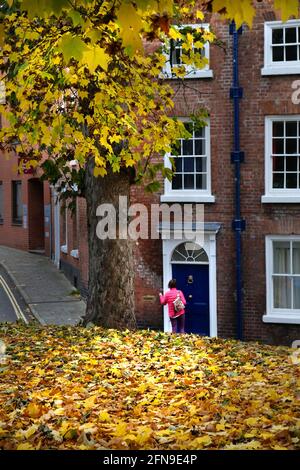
0, 323, 299, 450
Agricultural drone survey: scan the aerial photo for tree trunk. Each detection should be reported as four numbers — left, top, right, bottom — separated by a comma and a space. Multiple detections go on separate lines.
81, 160, 137, 330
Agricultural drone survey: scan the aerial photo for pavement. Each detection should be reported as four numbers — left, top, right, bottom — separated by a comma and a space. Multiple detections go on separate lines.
0, 246, 86, 326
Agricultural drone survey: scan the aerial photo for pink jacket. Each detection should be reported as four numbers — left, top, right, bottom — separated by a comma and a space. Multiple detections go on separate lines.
160, 288, 186, 318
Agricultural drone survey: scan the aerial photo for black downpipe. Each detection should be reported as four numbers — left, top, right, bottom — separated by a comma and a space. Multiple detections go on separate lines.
230, 21, 246, 341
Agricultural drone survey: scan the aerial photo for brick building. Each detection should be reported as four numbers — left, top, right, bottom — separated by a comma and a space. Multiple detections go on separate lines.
1, 2, 300, 345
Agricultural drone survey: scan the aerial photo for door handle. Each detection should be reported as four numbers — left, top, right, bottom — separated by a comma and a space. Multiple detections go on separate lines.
188, 295, 193, 300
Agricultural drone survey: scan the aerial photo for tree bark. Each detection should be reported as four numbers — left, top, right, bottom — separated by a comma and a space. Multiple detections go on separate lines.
81, 159, 137, 330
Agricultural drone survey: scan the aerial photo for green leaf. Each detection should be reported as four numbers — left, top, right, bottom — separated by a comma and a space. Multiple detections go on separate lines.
68, 10, 84, 27
81, 45, 109, 72
59, 33, 88, 63
117, 2, 143, 54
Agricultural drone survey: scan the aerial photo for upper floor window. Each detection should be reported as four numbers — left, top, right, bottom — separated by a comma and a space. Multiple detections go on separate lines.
262, 116, 300, 203
262, 20, 300, 75
161, 119, 215, 203
163, 24, 213, 79
12, 181, 23, 225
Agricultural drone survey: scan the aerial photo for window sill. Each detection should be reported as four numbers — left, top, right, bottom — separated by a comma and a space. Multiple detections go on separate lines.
263, 314, 300, 324
164, 69, 213, 80
70, 249, 79, 259
261, 66, 300, 76
12, 221, 23, 226
61, 245, 68, 254
262, 195, 300, 203
161, 194, 215, 203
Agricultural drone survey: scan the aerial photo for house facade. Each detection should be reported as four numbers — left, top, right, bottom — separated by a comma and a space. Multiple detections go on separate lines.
1, 2, 300, 346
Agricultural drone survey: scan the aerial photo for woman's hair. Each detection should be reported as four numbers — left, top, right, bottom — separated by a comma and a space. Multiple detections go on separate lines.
168, 279, 177, 289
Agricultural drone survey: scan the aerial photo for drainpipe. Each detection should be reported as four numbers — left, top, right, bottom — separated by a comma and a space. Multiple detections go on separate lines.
230, 21, 246, 341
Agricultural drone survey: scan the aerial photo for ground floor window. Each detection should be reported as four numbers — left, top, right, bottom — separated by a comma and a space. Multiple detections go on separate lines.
265, 236, 300, 323
12, 180, 23, 225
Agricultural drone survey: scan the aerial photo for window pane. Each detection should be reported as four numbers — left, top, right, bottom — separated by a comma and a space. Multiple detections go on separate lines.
286, 173, 298, 188
273, 46, 284, 61
293, 242, 300, 274
174, 157, 182, 172
195, 127, 205, 138
285, 27, 297, 43
182, 139, 193, 155
273, 277, 291, 309
196, 157, 207, 172
273, 121, 284, 137
272, 139, 284, 154
293, 278, 300, 309
272, 28, 284, 44
273, 173, 284, 189
286, 138, 298, 154
196, 174, 207, 190
274, 241, 290, 273
273, 173, 284, 188
286, 45, 298, 61
195, 139, 205, 155
286, 156, 298, 171
273, 156, 284, 171
172, 174, 182, 190
183, 157, 194, 172
286, 121, 298, 137
184, 174, 195, 189
171, 46, 181, 65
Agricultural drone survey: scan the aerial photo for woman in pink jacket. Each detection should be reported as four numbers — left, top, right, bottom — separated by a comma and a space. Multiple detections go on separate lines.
159, 279, 187, 334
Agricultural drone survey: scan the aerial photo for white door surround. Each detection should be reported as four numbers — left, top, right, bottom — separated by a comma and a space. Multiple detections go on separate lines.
52, 188, 60, 269
159, 222, 221, 336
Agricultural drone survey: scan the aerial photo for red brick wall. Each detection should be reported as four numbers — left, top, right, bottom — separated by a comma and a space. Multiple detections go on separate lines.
0, 152, 50, 256
129, 6, 300, 344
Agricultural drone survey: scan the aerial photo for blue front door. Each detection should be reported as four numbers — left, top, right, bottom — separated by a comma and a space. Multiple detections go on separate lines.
172, 264, 210, 336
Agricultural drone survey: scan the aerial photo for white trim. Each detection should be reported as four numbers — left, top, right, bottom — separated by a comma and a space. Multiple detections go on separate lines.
52, 189, 61, 268
61, 244, 68, 254
162, 227, 218, 336
161, 194, 215, 203
263, 115, 300, 202
261, 66, 300, 76
162, 118, 214, 202
162, 24, 213, 79
265, 235, 300, 323
262, 20, 300, 76
262, 195, 300, 203
263, 314, 300, 324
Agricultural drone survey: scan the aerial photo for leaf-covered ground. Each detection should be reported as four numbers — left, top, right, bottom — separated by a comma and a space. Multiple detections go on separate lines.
0, 324, 299, 450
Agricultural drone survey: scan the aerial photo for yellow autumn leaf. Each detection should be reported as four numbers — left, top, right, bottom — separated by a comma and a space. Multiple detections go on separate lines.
113, 422, 128, 438
17, 442, 35, 450
99, 410, 110, 422
24, 403, 43, 418
169, 27, 182, 41
81, 46, 109, 73
16, 424, 38, 440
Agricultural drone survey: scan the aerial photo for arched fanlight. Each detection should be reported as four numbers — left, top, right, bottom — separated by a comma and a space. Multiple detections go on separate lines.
171, 242, 208, 263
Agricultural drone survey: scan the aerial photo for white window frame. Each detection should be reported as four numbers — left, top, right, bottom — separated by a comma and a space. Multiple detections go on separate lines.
262, 20, 300, 76
163, 24, 213, 79
262, 116, 300, 203
161, 118, 215, 203
264, 235, 300, 324
60, 206, 68, 254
